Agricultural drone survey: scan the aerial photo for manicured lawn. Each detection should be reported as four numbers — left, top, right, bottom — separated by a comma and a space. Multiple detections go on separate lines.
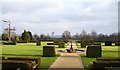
1, 42, 68, 56
80, 46, 120, 70
40, 57, 58, 70
0, 42, 62, 70
2, 42, 118, 70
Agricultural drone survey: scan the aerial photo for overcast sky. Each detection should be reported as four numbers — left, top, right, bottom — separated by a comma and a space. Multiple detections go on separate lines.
0, 0, 119, 35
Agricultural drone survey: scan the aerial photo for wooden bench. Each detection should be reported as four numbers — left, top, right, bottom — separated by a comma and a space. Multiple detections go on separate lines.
92, 57, 120, 70
3, 57, 40, 70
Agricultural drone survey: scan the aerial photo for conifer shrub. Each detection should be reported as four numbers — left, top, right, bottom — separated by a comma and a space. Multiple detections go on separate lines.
43, 46, 55, 57
86, 45, 102, 58
58, 42, 65, 48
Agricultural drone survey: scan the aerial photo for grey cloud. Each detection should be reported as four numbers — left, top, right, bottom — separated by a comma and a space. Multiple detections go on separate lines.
2, 1, 118, 35
2, 2, 58, 14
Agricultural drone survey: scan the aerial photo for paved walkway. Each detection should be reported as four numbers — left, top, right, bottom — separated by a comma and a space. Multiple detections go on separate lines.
49, 42, 84, 70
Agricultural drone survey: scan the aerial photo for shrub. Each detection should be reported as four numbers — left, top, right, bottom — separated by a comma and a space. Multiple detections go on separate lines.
15, 36, 19, 42
86, 43, 92, 46
105, 41, 112, 46
115, 42, 120, 46
58, 42, 65, 48
64, 40, 68, 43
36, 41, 41, 46
28, 41, 37, 43
53, 43, 58, 45
43, 46, 56, 57
3, 42, 16, 45
47, 43, 58, 45
81, 42, 86, 48
93, 42, 101, 46
76, 40, 81, 43
86, 45, 102, 58
17, 41, 27, 43
54, 40, 59, 44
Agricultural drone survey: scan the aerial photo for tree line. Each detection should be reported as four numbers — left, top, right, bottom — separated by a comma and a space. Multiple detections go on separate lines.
1, 30, 120, 42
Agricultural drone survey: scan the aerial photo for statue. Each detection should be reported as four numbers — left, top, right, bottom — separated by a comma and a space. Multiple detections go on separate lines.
70, 43, 73, 52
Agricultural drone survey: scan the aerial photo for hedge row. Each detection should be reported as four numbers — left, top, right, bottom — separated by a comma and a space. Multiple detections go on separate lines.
17, 41, 27, 43
36, 41, 41, 46
47, 43, 58, 45
115, 42, 120, 46
81, 42, 101, 48
58, 42, 65, 48
28, 41, 37, 43
81, 42, 86, 48
105, 41, 112, 46
3, 42, 16, 45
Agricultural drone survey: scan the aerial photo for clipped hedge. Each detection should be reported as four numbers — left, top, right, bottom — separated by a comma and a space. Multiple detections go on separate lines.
86, 43, 92, 46
36, 41, 41, 46
93, 42, 101, 46
54, 39, 63, 44
40, 40, 53, 41
28, 41, 37, 43
115, 42, 120, 46
17, 41, 27, 43
43, 46, 56, 57
105, 41, 112, 46
3, 42, 16, 45
58, 42, 65, 48
64, 40, 68, 43
47, 43, 58, 45
81, 42, 86, 48
76, 40, 81, 43
86, 45, 102, 58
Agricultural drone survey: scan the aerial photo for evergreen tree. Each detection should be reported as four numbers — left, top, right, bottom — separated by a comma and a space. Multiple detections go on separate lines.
28, 31, 33, 41
15, 35, 19, 42
21, 30, 30, 42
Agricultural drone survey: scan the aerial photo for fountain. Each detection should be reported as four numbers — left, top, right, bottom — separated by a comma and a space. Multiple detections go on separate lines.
58, 41, 85, 53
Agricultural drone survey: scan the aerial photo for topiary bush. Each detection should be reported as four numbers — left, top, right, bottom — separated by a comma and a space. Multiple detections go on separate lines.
3, 42, 16, 45
17, 41, 27, 43
64, 40, 68, 43
105, 41, 112, 46
93, 42, 101, 46
28, 41, 37, 43
86, 43, 92, 46
115, 42, 120, 46
58, 42, 65, 48
36, 41, 41, 46
86, 45, 102, 58
43, 46, 56, 57
76, 40, 81, 43
47, 43, 58, 45
81, 42, 86, 48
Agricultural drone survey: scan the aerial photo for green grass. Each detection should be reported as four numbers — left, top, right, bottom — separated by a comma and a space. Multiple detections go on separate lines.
1, 42, 68, 56
40, 57, 58, 70
80, 46, 120, 70
2, 42, 119, 70
1, 43, 42, 56
1, 42, 60, 70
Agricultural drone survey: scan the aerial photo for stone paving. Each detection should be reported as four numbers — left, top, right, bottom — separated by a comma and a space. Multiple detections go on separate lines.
49, 42, 84, 70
